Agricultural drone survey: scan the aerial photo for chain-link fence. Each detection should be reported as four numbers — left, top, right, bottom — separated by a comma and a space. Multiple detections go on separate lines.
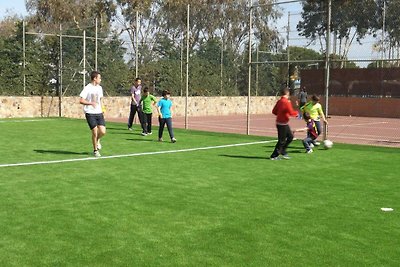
2, 1, 399, 98
21, 20, 131, 97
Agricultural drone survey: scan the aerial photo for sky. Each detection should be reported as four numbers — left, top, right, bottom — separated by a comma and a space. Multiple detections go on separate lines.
0, 0, 27, 19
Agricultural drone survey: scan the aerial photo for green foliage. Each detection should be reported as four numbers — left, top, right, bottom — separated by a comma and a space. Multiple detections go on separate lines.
16, 23, 130, 97
298, 0, 377, 60
139, 58, 182, 96
116, 0, 283, 96
0, 38, 23, 95
98, 38, 131, 96
375, 0, 400, 54
5, 1, 399, 96
0, 1, 289, 96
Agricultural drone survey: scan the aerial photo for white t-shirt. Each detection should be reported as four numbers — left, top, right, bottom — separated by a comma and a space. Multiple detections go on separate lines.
79, 83, 103, 114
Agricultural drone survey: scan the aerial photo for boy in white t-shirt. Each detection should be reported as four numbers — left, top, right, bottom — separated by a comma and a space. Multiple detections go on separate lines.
79, 71, 106, 157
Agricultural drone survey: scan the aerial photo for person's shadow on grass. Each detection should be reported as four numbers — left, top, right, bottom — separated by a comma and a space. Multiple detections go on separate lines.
34, 149, 89, 155
106, 127, 137, 135
262, 144, 304, 154
126, 138, 158, 143
219, 154, 266, 160
106, 126, 127, 131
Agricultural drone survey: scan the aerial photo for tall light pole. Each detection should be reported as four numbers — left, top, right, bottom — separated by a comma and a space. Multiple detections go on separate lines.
185, 4, 190, 129
247, 1, 253, 135
287, 11, 291, 87
180, 35, 184, 96
247, 0, 301, 135
23, 20, 26, 95
83, 29, 86, 88
323, 0, 332, 140
220, 37, 224, 95
95, 17, 98, 71
59, 23, 63, 117
135, 10, 139, 78
256, 47, 259, 96
381, 0, 386, 68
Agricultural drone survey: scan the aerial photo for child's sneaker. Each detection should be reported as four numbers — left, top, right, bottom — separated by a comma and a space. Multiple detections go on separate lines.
158, 138, 163, 142
93, 150, 101, 157
171, 138, 177, 143
147, 132, 153, 135
306, 149, 313, 154
270, 156, 281, 160
281, 154, 291, 160
309, 143, 314, 148
97, 140, 102, 150
141, 132, 147, 136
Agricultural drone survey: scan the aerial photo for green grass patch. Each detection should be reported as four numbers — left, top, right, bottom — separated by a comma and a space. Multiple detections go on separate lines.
0, 118, 399, 266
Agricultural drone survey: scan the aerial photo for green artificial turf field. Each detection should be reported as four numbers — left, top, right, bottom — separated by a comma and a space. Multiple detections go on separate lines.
1, 118, 399, 266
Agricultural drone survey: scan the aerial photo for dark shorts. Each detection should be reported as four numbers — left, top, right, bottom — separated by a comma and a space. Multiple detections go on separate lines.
85, 113, 106, 130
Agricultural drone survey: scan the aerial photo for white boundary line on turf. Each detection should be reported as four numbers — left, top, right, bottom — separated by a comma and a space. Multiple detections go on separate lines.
0, 119, 56, 123
0, 140, 276, 168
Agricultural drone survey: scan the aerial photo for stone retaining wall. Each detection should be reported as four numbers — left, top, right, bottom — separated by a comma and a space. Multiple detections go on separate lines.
3, 96, 398, 119
0, 96, 278, 119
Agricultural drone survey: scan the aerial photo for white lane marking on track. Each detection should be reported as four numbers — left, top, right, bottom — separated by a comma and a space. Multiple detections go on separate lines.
329, 121, 388, 128
333, 135, 400, 143
0, 140, 276, 168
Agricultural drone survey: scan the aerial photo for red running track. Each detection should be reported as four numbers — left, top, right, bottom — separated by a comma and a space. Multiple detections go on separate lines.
108, 114, 400, 148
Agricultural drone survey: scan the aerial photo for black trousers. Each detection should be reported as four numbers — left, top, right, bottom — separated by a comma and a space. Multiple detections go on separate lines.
128, 104, 143, 128
270, 124, 294, 158
142, 113, 153, 133
158, 117, 174, 139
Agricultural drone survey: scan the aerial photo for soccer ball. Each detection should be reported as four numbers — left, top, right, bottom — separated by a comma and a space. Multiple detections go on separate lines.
323, 139, 333, 149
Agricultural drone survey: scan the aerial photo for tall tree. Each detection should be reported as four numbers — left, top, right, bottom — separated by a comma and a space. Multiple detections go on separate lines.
22, 0, 130, 96
26, 0, 116, 30
3, 0, 288, 96
113, 0, 283, 95
0, 17, 24, 95
375, 0, 400, 64
297, 0, 376, 67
